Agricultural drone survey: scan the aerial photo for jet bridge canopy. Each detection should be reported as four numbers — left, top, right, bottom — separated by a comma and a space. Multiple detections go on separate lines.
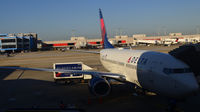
169, 43, 200, 76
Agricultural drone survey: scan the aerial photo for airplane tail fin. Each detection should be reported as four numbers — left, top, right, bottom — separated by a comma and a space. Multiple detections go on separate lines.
99, 9, 114, 49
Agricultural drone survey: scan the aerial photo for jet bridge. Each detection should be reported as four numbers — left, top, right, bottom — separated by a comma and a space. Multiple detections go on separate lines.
169, 43, 200, 78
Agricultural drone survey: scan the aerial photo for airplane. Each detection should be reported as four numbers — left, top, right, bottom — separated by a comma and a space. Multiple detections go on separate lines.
136, 39, 161, 46
163, 38, 179, 46
0, 9, 199, 99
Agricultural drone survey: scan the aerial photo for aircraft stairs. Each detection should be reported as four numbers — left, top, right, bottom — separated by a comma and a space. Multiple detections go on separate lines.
169, 43, 200, 81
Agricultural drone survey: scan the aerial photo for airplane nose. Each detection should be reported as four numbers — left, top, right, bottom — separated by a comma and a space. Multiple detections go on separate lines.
173, 74, 199, 96
186, 80, 199, 93
182, 76, 199, 95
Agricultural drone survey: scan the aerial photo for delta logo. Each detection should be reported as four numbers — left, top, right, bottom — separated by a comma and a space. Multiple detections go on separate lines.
127, 56, 139, 64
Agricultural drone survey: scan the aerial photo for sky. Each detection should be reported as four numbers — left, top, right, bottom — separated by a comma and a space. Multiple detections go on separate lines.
0, 0, 200, 41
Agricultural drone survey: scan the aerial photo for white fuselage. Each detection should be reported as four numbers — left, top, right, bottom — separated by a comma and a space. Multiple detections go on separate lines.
100, 48, 199, 98
137, 40, 161, 45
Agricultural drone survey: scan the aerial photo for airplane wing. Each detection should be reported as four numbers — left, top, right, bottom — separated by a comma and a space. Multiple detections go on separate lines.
0, 66, 126, 81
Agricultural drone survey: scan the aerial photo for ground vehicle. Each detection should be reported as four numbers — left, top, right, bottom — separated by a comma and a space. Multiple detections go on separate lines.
53, 62, 92, 83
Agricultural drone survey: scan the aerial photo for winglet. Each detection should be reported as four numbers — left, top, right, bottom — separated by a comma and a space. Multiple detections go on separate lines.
99, 9, 114, 49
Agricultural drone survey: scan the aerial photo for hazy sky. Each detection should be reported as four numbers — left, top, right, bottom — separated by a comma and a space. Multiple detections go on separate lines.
0, 0, 200, 41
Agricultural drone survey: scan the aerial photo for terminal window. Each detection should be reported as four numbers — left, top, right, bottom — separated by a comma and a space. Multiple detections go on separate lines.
1, 39, 15, 43
2, 45, 16, 48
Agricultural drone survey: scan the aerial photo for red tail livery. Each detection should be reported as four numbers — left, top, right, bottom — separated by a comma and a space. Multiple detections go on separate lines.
99, 9, 114, 49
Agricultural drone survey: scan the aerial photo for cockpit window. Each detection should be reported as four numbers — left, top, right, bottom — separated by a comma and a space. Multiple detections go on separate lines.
163, 68, 192, 74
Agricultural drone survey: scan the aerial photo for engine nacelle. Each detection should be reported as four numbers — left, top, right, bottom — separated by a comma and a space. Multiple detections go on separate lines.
88, 77, 111, 97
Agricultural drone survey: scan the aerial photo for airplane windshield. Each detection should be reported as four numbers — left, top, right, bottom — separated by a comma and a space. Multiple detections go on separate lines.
163, 68, 192, 74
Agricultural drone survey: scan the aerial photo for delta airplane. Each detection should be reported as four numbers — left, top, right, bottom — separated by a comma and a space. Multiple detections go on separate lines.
136, 39, 161, 46
163, 38, 179, 46
0, 9, 199, 99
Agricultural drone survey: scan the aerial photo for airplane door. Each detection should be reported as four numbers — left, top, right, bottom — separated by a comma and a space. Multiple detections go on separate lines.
125, 63, 138, 83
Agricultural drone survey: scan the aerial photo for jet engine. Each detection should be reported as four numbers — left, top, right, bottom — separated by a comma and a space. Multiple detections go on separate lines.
88, 77, 111, 96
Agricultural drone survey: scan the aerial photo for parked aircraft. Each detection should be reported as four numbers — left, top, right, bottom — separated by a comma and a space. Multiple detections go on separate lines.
136, 39, 161, 46
163, 38, 179, 46
0, 9, 199, 99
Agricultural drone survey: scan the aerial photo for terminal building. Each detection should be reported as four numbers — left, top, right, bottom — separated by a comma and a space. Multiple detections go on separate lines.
42, 35, 133, 50
0, 33, 38, 52
41, 33, 200, 50
2, 32, 200, 52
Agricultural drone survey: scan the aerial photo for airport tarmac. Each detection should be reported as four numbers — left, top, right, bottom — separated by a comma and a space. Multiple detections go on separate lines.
0, 45, 200, 112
